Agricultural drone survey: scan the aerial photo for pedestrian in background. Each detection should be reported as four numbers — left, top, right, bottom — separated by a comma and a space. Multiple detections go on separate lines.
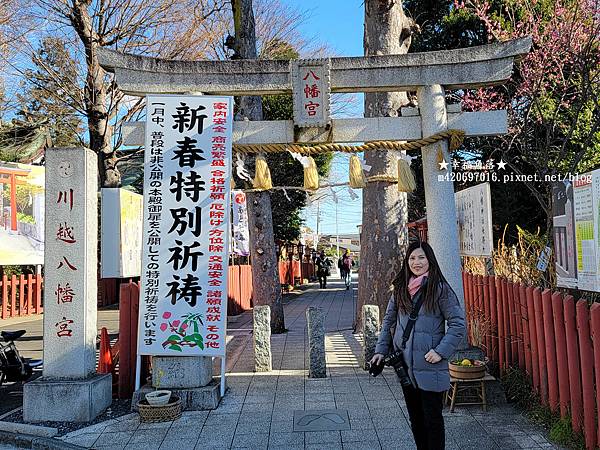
315, 250, 332, 289
339, 249, 354, 290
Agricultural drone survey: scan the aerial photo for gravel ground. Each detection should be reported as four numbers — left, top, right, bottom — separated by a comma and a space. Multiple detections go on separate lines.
1, 399, 132, 436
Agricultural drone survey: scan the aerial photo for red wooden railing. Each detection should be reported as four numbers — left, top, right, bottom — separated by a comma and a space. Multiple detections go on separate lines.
0, 276, 139, 320
278, 260, 303, 285
118, 281, 139, 399
228, 264, 253, 315
0, 274, 43, 319
463, 273, 600, 449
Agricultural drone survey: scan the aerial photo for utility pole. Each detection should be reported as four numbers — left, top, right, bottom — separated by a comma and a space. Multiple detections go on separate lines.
316, 200, 320, 248
335, 200, 340, 258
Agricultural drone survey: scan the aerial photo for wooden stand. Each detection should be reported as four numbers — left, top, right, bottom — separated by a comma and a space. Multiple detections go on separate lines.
446, 373, 494, 412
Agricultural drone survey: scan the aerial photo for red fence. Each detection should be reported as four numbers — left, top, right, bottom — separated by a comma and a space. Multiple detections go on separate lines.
228, 265, 253, 315
0, 274, 43, 319
0, 276, 142, 320
278, 261, 298, 285
98, 278, 122, 307
463, 273, 600, 449
278, 260, 315, 285
117, 281, 139, 399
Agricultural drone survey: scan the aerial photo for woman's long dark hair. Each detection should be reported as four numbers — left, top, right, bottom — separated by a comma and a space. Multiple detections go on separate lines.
392, 241, 449, 314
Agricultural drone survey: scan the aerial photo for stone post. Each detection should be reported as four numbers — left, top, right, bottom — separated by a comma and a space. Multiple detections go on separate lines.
362, 304, 379, 370
253, 305, 272, 371
23, 148, 111, 422
306, 307, 326, 378
417, 85, 465, 308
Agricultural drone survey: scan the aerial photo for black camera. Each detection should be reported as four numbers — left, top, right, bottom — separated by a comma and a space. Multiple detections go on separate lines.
368, 350, 412, 387
393, 361, 412, 387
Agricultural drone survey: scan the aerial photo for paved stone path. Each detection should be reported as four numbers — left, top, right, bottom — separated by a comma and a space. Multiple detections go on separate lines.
5, 276, 562, 449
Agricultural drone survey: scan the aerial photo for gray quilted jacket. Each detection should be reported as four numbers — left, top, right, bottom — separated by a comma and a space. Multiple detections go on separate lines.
374, 281, 465, 392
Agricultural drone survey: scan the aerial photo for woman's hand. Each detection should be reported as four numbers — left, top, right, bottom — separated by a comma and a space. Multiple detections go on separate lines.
424, 349, 442, 364
370, 353, 385, 366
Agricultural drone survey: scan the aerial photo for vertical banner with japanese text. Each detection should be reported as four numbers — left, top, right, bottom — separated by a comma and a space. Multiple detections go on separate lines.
232, 190, 250, 256
139, 95, 233, 356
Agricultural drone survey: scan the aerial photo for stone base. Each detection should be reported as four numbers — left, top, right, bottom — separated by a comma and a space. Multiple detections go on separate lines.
152, 356, 212, 388
23, 373, 112, 423
132, 378, 221, 411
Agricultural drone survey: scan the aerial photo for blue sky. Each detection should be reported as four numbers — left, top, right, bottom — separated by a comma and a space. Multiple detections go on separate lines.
286, 0, 366, 235
285, 0, 365, 57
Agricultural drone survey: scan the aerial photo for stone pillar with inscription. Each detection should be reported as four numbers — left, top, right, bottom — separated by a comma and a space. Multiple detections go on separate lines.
23, 148, 112, 423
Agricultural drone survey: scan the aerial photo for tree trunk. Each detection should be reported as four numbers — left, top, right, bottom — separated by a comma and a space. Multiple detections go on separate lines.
69, 1, 119, 188
232, 0, 285, 333
356, 0, 414, 328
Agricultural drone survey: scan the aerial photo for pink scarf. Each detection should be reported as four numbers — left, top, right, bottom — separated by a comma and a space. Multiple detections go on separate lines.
408, 271, 429, 298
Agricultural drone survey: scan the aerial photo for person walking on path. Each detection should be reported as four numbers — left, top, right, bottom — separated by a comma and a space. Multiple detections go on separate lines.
338, 249, 354, 290
315, 250, 332, 289
369, 241, 465, 450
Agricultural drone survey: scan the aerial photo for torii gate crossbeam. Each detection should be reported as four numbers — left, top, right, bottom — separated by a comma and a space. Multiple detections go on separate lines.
98, 37, 531, 96
98, 37, 532, 313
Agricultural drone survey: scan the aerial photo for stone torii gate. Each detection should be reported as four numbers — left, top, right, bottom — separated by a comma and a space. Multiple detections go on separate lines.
99, 36, 531, 310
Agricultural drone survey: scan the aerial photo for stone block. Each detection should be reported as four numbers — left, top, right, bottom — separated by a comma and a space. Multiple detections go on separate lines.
0, 421, 58, 437
306, 307, 326, 378
132, 379, 221, 411
253, 305, 272, 372
152, 356, 212, 388
23, 374, 111, 422
362, 305, 379, 370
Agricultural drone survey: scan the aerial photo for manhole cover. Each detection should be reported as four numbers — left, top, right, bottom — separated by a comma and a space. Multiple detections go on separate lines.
293, 409, 350, 432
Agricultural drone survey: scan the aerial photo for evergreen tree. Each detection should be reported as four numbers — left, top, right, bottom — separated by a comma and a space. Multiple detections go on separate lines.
17, 37, 82, 147
404, 0, 488, 52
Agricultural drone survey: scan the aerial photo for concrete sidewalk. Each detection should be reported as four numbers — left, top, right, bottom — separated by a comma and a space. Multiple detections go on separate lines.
53, 276, 561, 450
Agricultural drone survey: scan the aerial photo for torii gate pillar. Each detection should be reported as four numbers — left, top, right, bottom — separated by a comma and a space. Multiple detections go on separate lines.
418, 84, 464, 304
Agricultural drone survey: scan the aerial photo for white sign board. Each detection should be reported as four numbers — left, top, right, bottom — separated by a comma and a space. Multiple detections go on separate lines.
232, 190, 250, 256
573, 172, 598, 291
139, 95, 233, 356
455, 182, 493, 257
100, 188, 143, 278
593, 169, 600, 292
553, 170, 600, 292
291, 59, 331, 128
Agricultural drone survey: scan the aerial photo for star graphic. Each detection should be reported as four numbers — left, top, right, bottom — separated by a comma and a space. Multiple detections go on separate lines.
438, 159, 449, 171
497, 159, 508, 170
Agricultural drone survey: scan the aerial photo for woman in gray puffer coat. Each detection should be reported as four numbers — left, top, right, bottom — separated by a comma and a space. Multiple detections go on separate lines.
370, 241, 465, 450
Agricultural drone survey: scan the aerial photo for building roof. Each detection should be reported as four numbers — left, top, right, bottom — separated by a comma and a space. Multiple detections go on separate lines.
0, 120, 51, 164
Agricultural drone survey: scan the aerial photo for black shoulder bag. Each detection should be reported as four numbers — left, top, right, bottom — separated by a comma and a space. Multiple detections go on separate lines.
400, 278, 428, 351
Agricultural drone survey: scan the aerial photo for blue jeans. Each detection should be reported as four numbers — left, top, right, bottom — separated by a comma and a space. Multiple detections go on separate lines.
341, 269, 351, 287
